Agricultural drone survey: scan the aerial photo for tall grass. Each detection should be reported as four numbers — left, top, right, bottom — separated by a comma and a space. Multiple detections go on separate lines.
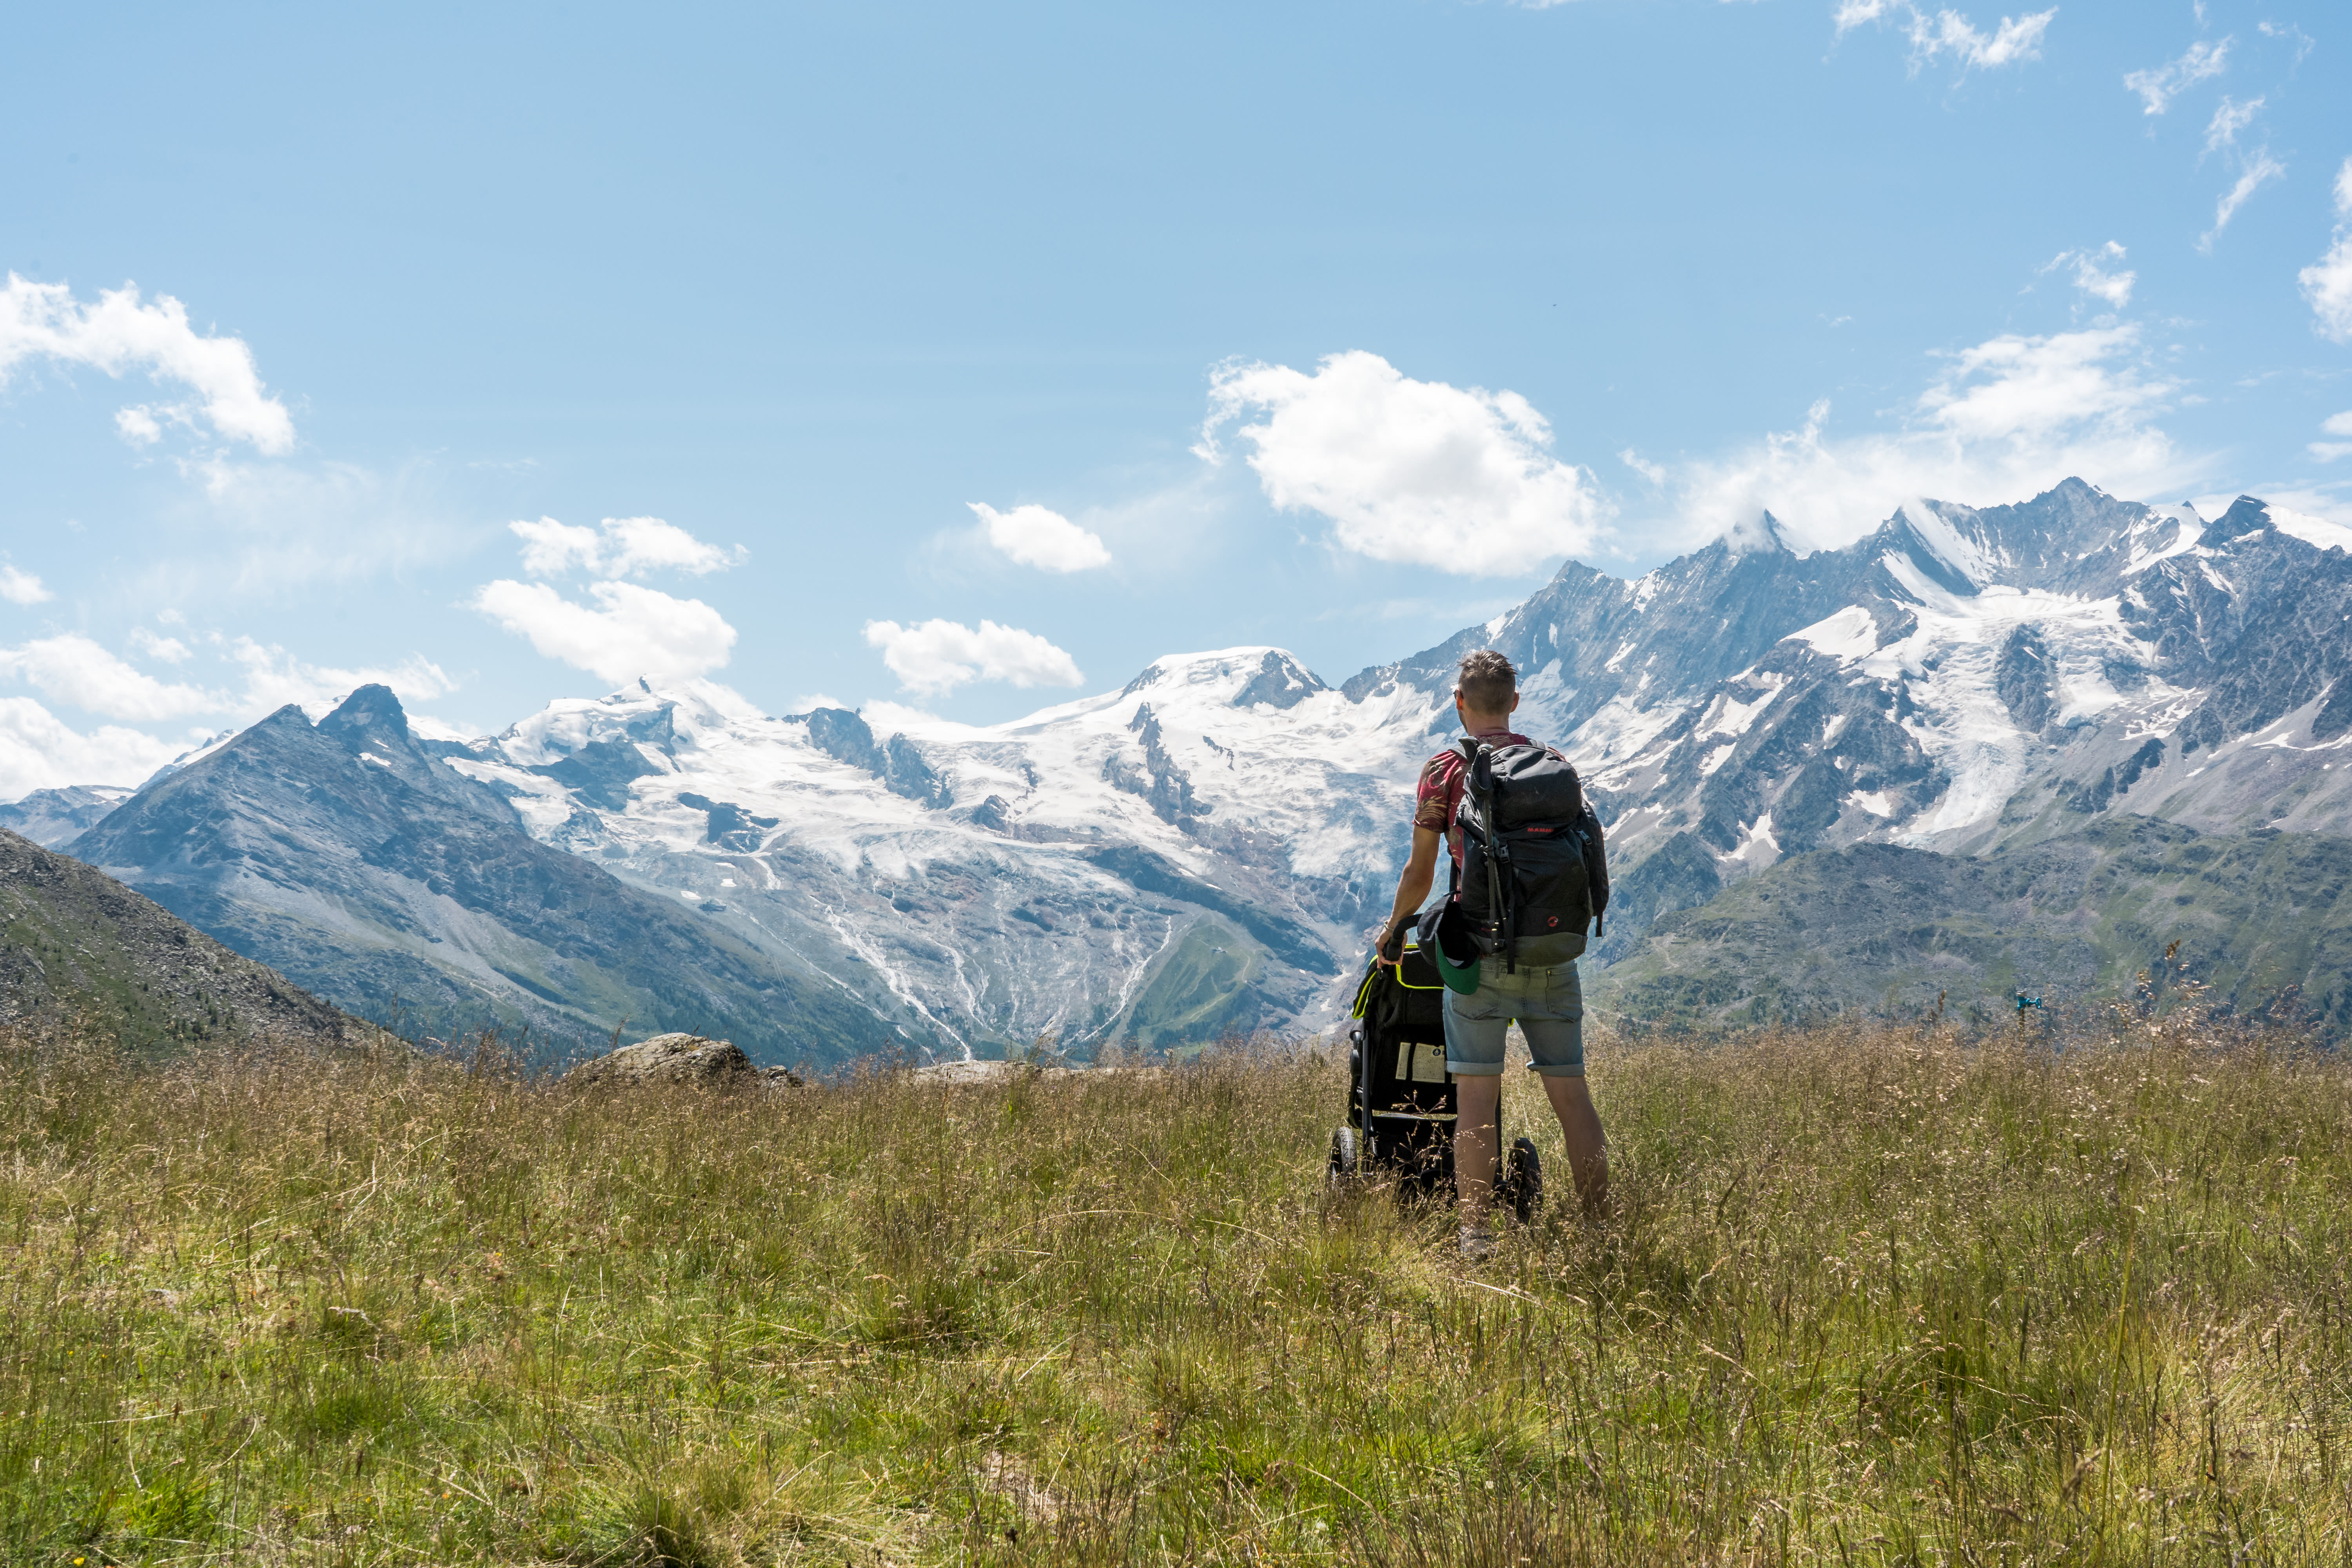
2, 1005, 2348, 1565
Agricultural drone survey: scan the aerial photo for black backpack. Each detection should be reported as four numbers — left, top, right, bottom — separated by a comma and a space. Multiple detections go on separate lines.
1449, 739, 1610, 971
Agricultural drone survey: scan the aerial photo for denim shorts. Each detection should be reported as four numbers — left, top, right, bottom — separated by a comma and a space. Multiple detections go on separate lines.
1442, 960, 1585, 1078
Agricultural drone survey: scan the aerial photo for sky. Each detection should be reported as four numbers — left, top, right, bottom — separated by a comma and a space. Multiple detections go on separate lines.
3, 0, 2350, 798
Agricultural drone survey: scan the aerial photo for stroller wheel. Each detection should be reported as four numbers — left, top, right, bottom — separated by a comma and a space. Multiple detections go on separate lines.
1504, 1136, 1543, 1224
1326, 1126, 1360, 1190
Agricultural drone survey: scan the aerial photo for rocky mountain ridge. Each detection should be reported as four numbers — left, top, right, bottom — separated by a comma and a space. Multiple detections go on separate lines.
66, 684, 894, 1065
25, 479, 2352, 1053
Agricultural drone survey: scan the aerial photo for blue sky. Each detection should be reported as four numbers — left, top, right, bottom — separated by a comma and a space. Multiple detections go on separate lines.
3, 0, 2349, 795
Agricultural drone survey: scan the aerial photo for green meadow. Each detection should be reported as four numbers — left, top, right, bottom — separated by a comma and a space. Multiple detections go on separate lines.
3, 1000, 2348, 1564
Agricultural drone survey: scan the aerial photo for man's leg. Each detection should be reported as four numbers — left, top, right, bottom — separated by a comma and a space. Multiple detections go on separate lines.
1452, 1074, 1501, 1225
1520, 965, 1608, 1218
1441, 988, 1508, 1241
1540, 1074, 1609, 1216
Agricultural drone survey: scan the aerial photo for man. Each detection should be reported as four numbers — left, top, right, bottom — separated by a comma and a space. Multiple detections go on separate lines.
1376, 649, 1608, 1258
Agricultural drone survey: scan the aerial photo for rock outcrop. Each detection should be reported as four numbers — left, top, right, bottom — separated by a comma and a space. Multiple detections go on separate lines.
562, 1032, 803, 1089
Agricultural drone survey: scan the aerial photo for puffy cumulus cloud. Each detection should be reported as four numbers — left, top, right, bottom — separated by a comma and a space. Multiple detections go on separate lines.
225, 639, 458, 718
0, 275, 294, 453
969, 503, 1112, 572
1196, 351, 1608, 576
508, 515, 746, 578
2312, 411, 2352, 465
2045, 242, 2135, 310
2123, 38, 2232, 114
0, 634, 221, 722
1660, 324, 2196, 554
0, 698, 185, 799
1834, 1, 2054, 71
862, 619, 1083, 698
2301, 158, 2352, 345
0, 566, 51, 606
471, 579, 737, 686
0, 630, 459, 732
2201, 149, 2286, 252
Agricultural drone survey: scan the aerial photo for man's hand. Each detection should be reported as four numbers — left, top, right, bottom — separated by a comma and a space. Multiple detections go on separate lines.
1374, 826, 1445, 967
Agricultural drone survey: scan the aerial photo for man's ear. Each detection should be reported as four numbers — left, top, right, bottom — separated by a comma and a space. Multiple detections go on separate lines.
1509, 692, 1521, 713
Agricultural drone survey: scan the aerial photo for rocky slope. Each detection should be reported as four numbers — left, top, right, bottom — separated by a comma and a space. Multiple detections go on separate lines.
1, 827, 358, 1046
1591, 818, 2352, 1031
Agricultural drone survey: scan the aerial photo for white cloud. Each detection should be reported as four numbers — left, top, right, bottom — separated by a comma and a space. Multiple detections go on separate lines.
2257, 20, 2314, 63
862, 619, 1083, 697
1659, 324, 2196, 553
471, 579, 738, 685
0, 275, 294, 453
1619, 449, 1670, 486
2313, 410, 2352, 464
511, 517, 604, 577
2123, 38, 2230, 115
2203, 95, 2262, 154
0, 698, 185, 799
507, 515, 745, 578
129, 628, 191, 663
969, 502, 1112, 572
2045, 242, 2134, 309
0, 633, 220, 721
1835, 1, 2054, 71
1196, 350, 1609, 576
1910, 6, 2052, 67
0, 566, 51, 606
2301, 158, 2352, 345
226, 639, 458, 718
2201, 149, 2285, 251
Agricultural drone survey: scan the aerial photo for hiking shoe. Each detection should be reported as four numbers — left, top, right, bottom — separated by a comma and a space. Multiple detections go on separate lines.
1458, 1225, 1497, 1262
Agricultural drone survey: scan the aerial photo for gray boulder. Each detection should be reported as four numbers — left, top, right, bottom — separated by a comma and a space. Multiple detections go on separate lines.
563, 1032, 804, 1089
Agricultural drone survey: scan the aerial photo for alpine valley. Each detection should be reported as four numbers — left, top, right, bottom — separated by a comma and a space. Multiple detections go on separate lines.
22, 479, 2352, 1063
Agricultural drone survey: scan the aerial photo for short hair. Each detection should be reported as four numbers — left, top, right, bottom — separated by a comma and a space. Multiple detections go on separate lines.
1456, 649, 1517, 712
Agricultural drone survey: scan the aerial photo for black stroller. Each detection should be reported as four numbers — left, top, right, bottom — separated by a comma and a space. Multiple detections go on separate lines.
1328, 937, 1542, 1220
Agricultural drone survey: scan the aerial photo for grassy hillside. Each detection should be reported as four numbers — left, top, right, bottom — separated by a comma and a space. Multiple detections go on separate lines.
3, 1011, 2349, 1564
1593, 817, 2352, 1031
0, 828, 357, 1048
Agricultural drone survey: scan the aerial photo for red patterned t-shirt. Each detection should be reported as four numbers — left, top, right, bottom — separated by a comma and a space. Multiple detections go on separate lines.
1414, 728, 1546, 867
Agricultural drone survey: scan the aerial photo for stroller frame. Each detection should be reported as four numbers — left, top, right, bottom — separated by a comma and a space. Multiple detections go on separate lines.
1328, 937, 1541, 1219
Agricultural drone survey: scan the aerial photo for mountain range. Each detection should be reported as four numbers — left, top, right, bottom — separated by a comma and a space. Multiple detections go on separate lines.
16, 479, 2352, 1060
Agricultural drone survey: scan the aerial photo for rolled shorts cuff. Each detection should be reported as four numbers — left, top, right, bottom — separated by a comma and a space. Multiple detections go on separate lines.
1442, 1058, 1507, 1077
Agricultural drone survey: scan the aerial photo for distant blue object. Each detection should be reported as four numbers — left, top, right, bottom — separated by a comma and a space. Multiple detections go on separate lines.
2016, 992, 2043, 1013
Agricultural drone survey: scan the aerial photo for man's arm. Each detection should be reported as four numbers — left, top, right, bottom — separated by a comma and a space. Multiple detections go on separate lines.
1376, 826, 1446, 963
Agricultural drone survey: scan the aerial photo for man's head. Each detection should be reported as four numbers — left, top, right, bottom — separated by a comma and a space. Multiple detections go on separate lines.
1454, 649, 1519, 730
